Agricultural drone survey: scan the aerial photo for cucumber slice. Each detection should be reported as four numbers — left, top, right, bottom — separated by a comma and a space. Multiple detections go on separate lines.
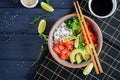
83, 63, 93, 75
62, 36, 76, 42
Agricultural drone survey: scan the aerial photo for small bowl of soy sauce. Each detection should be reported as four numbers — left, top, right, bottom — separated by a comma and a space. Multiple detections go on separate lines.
88, 0, 117, 18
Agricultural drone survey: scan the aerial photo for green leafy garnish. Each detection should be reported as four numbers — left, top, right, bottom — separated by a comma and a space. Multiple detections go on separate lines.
65, 17, 81, 36
31, 16, 41, 24
31, 14, 51, 24
39, 33, 48, 42
31, 33, 48, 67
31, 44, 44, 66
31, 17, 49, 66
45, 0, 51, 4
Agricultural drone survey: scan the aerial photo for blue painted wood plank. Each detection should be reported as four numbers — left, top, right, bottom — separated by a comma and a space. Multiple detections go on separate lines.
0, 0, 75, 8
0, 8, 75, 34
0, 60, 32, 80
0, 34, 46, 59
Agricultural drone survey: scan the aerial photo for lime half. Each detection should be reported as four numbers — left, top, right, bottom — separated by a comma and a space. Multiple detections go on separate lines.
38, 19, 46, 34
41, 2, 54, 12
62, 36, 76, 42
83, 63, 93, 75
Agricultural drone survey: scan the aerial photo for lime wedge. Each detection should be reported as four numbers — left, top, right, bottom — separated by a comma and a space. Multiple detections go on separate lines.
83, 63, 93, 75
62, 36, 76, 42
38, 19, 46, 34
40, 2, 54, 12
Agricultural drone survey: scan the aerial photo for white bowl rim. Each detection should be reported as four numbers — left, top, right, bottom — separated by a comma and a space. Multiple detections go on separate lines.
88, 0, 117, 18
20, 0, 39, 8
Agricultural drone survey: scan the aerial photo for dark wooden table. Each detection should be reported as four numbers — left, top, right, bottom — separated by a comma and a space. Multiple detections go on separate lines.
0, 0, 120, 80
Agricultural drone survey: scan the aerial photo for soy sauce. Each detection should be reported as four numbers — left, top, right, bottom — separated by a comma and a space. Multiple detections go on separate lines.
91, 0, 113, 16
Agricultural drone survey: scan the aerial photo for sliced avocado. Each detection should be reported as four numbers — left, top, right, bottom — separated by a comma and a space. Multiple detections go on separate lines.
76, 53, 82, 64
70, 49, 83, 64
74, 34, 80, 48
81, 50, 90, 61
85, 45, 91, 55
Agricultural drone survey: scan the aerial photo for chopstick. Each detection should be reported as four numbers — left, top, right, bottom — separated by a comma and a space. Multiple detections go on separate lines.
73, 1, 99, 74
74, 1, 103, 74
76, 1, 103, 73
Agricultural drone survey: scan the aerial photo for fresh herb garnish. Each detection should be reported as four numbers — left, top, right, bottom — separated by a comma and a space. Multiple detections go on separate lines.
31, 14, 51, 24
31, 34, 48, 66
31, 17, 49, 66
31, 44, 44, 66
65, 17, 81, 36
45, 0, 51, 4
31, 16, 41, 24
39, 33, 48, 42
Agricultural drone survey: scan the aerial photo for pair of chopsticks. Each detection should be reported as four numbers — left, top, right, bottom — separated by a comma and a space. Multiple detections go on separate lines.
74, 1, 103, 74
